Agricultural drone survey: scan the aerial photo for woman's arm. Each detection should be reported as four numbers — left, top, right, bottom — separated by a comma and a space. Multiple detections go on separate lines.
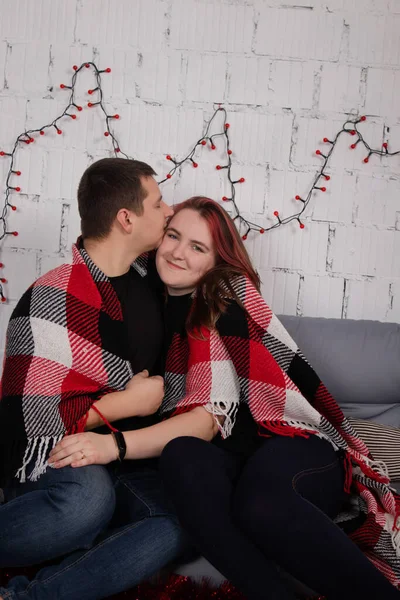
123, 406, 218, 459
48, 406, 219, 468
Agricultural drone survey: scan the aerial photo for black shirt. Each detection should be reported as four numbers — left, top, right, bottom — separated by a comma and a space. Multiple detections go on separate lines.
164, 294, 262, 460
96, 264, 164, 434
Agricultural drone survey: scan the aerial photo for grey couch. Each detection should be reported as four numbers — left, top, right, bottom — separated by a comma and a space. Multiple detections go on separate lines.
174, 316, 400, 597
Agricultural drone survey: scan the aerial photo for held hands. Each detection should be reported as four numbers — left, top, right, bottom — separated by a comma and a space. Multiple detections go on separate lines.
124, 369, 164, 417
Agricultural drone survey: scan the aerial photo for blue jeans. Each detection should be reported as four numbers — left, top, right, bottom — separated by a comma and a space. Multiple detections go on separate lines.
0, 461, 186, 599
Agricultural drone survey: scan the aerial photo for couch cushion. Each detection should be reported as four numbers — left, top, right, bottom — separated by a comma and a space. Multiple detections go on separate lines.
279, 316, 400, 425
348, 418, 400, 480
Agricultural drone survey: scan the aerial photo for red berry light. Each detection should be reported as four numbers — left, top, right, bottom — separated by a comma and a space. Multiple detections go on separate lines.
12, 231, 18, 236
88, 102, 93, 108
104, 132, 110, 137
363, 157, 369, 163
11, 205, 16, 211
113, 114, 120, 119
260, 228, 265, 234
88, 89, 93, 95
242, 234, 247, 240
211, 144, 216, 150
324, 175, 331, 180
300, 223, 305, 229
166, 174, 172, 179
193, 162, 198, 168
15, 187, 21, 192
316, 150, 322, 155
228, 150, 232, 155
350, 130, 356, 136
71, 115, 76, 120
225, 123, 230, 129
274, 211, 279, 217
77, 106, 83, 112
321, 187, 326, 192
0, 151, 5, 156
16, 171, 21, 176
0, 278, 7, 283
200, 140, 206, 146
106, 68, 111, 73
295, 195, 301, 200
222, 196, 228, 201
60, 84, 65, 89
73, 65, 78, 71
216, 165, 221, 170
383, 143, 388, 149
40, 130, 45, 135
85, 63, 90, 68
166, 155, 172, 161
360, 116, 366, 121
239, 177, 245, 183
0, 263, 3, 268
350, 143, 356, 149
57, 129, 62, 135
323, 137, 329, 143
1, 297, 6, 303
115, 148, 120, 153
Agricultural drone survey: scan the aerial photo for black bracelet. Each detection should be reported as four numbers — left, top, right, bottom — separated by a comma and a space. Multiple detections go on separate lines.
111, 430, 127, 462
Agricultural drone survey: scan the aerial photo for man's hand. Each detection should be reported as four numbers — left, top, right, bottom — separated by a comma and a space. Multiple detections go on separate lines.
124, 370, 164, 417
85, 370, 165, 430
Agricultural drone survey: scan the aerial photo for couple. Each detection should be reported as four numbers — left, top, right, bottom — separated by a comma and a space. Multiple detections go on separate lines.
0, 158, 399, 600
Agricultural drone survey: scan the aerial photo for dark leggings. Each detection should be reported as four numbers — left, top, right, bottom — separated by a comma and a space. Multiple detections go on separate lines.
160, 435, 399, 600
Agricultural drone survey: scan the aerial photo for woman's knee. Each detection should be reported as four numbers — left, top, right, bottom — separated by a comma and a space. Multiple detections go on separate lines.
160, 437, 210, 478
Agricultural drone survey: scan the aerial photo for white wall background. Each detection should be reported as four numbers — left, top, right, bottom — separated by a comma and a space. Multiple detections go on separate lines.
1, 0, 400, 359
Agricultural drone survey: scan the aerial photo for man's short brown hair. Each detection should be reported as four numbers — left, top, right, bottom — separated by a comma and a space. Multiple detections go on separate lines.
77, 158, 157, 239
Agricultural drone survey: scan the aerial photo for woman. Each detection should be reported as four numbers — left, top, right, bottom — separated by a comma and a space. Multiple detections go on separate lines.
48, 197, 400, 599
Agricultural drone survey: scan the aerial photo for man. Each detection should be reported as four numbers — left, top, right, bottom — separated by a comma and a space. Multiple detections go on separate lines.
0, 158, 185, 600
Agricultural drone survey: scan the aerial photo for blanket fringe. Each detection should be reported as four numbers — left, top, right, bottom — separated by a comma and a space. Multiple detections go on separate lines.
15, 435, 63, 483
258, 420, 311, 439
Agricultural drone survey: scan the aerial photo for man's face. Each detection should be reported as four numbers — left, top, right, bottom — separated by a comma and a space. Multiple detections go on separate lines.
132, 177, 174, 252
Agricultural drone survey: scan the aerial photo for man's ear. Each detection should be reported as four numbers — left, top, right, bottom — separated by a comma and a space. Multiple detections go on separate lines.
116, 208, 133, 232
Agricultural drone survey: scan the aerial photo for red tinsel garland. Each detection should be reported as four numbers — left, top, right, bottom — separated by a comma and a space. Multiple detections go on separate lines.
0, 568, 325, 599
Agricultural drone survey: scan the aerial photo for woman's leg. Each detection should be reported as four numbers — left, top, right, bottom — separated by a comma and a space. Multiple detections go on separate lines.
233, 435, 400, 599
0, 465, 116, 567
160, 436, 296, 600
0, 465, 186, 600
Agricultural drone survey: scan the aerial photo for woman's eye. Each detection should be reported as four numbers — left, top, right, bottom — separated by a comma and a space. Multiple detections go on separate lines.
192, 245, 204, 252
167, 233, 177, 240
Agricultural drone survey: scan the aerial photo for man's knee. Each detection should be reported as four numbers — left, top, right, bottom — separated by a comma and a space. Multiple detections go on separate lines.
48, 465, 116, 541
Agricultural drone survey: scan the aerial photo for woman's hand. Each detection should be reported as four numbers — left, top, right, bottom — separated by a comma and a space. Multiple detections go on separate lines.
48, 432, 118, 469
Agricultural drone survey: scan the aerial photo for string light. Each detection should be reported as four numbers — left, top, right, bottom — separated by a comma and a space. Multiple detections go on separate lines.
1, 62, 399, 305
0, 61, 122, 302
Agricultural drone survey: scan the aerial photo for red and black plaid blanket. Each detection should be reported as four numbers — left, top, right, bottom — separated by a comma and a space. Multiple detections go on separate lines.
161, 276, 400, 588
0, 243, 149, 485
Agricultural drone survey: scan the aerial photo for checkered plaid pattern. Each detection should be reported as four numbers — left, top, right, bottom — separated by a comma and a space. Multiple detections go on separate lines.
161, 276, 400, 588
0, 242, 138, 484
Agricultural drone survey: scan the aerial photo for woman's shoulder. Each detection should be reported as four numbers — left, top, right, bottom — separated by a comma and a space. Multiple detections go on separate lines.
216, 299, 249, 338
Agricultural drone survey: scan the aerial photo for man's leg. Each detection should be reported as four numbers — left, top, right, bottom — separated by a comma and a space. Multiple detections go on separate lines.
0, 465, 115, 567
0, 463, 186, 600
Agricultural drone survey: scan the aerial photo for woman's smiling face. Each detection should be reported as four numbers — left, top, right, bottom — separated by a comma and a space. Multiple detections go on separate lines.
156, 208, 216, 296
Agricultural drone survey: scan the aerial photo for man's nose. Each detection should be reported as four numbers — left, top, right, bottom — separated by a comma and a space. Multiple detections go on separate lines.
162, 201, 174, 218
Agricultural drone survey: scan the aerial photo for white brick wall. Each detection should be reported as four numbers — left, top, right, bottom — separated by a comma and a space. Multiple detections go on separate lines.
0, 0, 400, 364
